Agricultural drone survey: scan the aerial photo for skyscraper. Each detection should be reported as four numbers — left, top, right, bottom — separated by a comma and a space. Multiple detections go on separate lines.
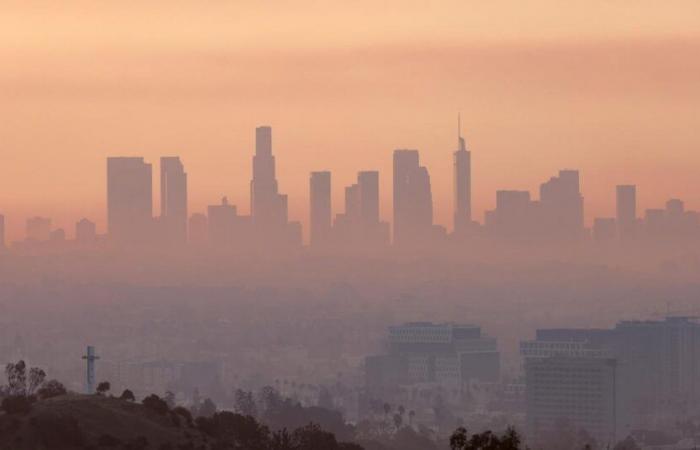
160, 156, 188, 245
107, 157, 153, 245
358, 171, 380, 225
485, 190, 535, 238
251, 126, 287, 228
453, 115, 471, 234
76, 218, 97, 244
333, 171, 389, 248
309, 171, 332, 247
207, 197, 238, 247
188, 213, 208, 246
539, 169, 584, 239
393, 149, 434, 246
616, 185, 636, 239
521, 339, 617, 445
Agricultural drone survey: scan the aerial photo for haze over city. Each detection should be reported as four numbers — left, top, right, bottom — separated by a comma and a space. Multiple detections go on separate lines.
2, 2, 700, 450
2, 1, 700, 241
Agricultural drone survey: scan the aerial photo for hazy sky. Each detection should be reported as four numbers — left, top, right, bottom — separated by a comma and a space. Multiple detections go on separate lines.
1, 1, 700, 240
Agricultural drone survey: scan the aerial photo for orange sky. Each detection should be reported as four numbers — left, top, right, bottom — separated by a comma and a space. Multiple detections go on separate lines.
1, 1, 700, 241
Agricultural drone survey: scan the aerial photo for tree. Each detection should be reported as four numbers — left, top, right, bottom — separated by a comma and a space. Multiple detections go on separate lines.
450, 426, 523, 450
37, 379, 67, 399
197, 398, 217, 418
28, 367, 46, 395
172, 406, 194, 427
163, 390, 176, 408
142, 394, 169, 415
5, 360, 28, 396
393, 413, 403, 430
614, 436, 641, 450
234, 389, 258, 417
96, 381, 111, 395
292, 423, 339, 450
383, 402, 391, 418
120, 389, 136, 402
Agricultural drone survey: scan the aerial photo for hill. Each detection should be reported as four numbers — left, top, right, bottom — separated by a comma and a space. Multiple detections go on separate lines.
0, 393, 207, 450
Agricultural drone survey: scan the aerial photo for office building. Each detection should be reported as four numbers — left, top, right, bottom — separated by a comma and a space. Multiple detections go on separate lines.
521, 339, 617, 446
358, 171, 380, 225
366, 322, 500, 391
107, 157, 153, 245
50, 228, 66, 242
529, 317, 700, 441
453, 115, 472, 234
160, 156, 188, 245
485, 190, 535, 238
207, 197, 238, 247
593, 218, 616, 242
333, 171, 390, 248
309, 171, 332, 247
539, 169, 584, 239
76, 218, 97, 244
188, 213, 208, 246
616, 185, 636, 239
251, 126, 287, 228
393, 149, 434, 246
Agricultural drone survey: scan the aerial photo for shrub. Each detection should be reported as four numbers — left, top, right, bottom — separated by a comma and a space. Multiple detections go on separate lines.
37, 379, 67, 400
142, 394, 169, 415
120, 389, 136, 402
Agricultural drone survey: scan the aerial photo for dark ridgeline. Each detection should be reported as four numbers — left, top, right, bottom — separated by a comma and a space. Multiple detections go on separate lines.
4, 123, 700, 254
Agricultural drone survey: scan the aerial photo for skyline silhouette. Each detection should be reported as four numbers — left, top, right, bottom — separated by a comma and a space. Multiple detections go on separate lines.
2, 122, 699, 250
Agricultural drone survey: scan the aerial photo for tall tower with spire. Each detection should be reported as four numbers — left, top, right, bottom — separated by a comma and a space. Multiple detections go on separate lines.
250, 126, 288, 228
453, 113, 472, 234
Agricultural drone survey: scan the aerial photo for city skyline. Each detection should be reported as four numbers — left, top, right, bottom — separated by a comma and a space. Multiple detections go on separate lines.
2, 2, 700, 242
2, 120, 700, 244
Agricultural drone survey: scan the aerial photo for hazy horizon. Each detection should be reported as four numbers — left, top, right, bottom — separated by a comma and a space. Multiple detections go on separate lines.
2, 1, 700, 241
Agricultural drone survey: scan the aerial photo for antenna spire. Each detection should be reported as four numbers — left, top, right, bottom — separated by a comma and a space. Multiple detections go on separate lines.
457, 112, 461, 141
457, 112, 466, 152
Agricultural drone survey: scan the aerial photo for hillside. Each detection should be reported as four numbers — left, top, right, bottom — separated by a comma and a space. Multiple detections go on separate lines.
0, 394, 208, 450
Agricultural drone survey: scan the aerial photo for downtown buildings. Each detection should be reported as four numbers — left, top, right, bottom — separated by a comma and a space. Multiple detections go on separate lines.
521, 317, 700, 446
366, 322, 500, 392
5, 121, 700, 252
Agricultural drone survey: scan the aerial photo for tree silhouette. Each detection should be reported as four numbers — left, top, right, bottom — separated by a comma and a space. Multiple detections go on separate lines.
96, 381, 111, 395
28, 367, 46, 396
5, 360, 28, 396
450, 426, 524, 450
120, 389, 135, 402
37, 379, 67, 399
